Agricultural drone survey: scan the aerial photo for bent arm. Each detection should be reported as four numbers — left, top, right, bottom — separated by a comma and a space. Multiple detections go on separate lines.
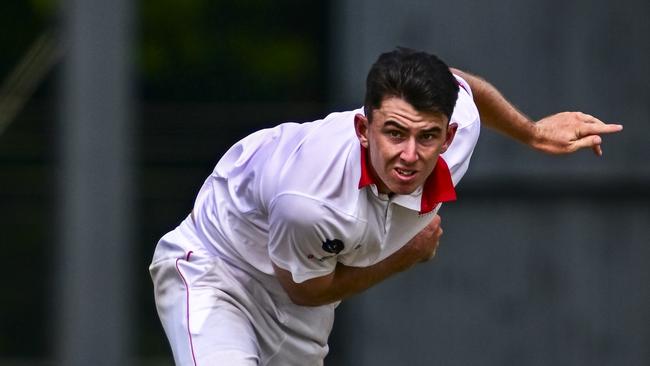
273, 255, 411, 306
451, 68, 623, 156
274, 215, 443, 306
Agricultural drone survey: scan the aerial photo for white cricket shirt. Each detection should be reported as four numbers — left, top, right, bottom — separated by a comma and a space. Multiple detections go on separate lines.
164, 75, 480, 284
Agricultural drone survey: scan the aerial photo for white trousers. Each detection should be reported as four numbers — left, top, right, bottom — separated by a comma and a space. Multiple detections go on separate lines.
149, 236, 336, 366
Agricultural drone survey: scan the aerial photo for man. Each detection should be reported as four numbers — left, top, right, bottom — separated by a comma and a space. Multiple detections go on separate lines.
149, 48, 621, 365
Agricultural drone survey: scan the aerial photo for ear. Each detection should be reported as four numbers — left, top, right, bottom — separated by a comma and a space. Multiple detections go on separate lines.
354, 114, 369, 148
440, 122, 458, 154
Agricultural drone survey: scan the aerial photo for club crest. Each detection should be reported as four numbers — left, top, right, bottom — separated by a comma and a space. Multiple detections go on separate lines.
322, 239, 344, 254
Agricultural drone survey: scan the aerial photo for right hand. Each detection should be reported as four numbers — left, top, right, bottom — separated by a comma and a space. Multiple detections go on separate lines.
403, 214, 444, 263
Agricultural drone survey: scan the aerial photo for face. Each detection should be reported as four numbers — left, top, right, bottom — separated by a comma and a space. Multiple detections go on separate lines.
355, 97, 457, 195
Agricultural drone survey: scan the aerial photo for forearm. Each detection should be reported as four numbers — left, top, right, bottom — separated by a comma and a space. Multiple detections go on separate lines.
275, 215, 443, 306
451, 68, 536, 145
323, 248, 422, 305
274, 247, 420, 306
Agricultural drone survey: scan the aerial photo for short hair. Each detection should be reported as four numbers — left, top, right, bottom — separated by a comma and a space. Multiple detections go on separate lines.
363, 47, 459, 122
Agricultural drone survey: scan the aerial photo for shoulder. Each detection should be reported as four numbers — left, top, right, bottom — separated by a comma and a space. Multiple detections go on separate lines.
450, 74, 480, 130
453, 74, 473, 98
267, 110, 363, 211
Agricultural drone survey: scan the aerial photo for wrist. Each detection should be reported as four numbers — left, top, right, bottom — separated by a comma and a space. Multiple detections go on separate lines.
494, 112, 536, 147
522, 118, 540, 147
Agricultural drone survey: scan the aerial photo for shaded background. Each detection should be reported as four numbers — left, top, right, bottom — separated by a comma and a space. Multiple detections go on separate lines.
0, 0, 648, 365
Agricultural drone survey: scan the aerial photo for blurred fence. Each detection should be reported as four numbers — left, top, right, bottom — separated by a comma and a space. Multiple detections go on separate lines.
327, 0, 649, 365
0, 0, 648, 364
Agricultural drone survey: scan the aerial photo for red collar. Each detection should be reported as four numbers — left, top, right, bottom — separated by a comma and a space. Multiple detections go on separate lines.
358, 146, 457, 214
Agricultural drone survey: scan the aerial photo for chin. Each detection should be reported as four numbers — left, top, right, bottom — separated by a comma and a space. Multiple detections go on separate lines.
389, 184, 419, 195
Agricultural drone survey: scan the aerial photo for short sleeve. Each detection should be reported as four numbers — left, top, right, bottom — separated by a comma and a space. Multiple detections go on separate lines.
444, 74, 481, 186
268, 193, 346, 283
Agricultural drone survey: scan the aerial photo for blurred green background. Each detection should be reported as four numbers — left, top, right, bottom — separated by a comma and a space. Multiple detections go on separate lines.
1, 0, 329, 362
1, 0, 328, 102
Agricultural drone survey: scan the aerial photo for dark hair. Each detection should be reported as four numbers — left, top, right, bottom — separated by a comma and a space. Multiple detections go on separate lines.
364, 47, 459, 122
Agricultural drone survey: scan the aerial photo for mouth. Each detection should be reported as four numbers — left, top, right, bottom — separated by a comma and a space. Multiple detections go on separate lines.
394, 167, 417, 178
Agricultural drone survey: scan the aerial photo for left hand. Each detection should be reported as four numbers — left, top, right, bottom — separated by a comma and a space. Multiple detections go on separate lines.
532, 112, 623, 156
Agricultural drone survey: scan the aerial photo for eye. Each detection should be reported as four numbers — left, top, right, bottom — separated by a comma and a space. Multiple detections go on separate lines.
418, 132, 440, 145
420, 132, 439, 142
387, 130, 403, 139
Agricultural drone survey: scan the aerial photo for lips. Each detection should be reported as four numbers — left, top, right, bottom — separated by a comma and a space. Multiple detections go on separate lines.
394, 167, 417, 180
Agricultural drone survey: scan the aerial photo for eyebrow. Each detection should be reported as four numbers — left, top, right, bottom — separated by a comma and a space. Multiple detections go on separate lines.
383, 120, 408, 131
383, 120, 443, 134
422, 126, 443, 134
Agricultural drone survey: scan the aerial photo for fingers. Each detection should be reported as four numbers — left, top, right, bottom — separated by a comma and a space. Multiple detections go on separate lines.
592, 144, 603, 157
430, 214, 441, 228
570, 112, 619, 134
576, 112, 622, 135
572, 112, 621, 156
426, 241, 439, 261
425, 222, 444, 261
579, 122, 624, 136
571, 135, 602, 154
414, 215, 444, 262
423, 238, 441, 261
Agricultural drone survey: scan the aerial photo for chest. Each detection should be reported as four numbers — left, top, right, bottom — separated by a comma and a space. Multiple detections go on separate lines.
336, 191, 435, 267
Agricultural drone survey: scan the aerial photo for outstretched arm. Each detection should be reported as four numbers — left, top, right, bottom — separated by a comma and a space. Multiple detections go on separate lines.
451, 68, 623, 156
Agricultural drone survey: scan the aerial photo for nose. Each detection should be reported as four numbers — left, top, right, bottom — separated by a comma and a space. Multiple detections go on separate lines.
399, 138, 418, 164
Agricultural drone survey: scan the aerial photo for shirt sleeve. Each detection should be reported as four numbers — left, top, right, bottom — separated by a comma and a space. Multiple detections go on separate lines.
268, 193, 345, 283
443, 74, 481, 186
